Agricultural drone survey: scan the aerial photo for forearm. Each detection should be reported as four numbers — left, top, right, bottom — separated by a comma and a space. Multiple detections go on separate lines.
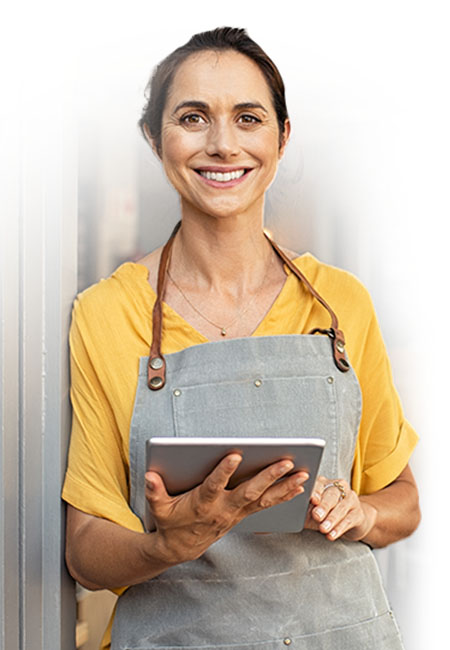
351, 465, 421, 548
65, 508, 173, 591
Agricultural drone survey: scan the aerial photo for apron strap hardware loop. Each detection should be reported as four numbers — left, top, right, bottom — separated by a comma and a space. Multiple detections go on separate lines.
309, 327, 334, 337
308, 327, 349, 372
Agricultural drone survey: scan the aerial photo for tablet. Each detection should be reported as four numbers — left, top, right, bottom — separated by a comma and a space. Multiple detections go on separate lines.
145, 437, 325, 533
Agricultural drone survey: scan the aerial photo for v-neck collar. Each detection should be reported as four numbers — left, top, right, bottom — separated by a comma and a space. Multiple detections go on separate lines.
131, 260, 302, 343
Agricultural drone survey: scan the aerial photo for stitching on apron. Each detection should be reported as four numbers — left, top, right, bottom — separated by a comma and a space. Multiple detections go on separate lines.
154, 570, 295, 584
127, 611, 397, 649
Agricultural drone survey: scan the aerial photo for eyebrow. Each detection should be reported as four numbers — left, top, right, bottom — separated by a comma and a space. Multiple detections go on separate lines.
172, 100, 269, 114
235, 102, 268, 114
173, 101, 209, 113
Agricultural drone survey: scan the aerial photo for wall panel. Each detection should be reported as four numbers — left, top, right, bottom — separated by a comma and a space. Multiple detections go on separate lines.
0, 29, 78, 649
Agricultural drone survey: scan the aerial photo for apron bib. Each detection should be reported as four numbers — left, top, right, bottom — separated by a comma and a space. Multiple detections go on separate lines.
111, 226, 404, 649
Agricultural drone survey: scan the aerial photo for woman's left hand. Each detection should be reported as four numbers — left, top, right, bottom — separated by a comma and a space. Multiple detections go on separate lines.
304, 475, 377, 542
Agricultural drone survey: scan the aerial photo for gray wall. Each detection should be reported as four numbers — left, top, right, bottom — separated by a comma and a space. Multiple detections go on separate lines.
0, 22, 78, 648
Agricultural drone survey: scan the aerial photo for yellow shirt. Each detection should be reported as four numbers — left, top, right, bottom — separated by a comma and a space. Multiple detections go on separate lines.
62, 253, 418, 649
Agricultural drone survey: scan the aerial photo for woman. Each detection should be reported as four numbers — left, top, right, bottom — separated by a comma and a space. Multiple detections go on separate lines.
63, 27, 420, 649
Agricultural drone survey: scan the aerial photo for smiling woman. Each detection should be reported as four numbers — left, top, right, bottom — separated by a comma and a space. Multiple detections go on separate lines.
149, 49, 289, 229
62, 26, 419, 650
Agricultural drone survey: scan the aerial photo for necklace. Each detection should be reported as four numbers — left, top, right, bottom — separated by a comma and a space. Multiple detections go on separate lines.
167, 253, 274, 337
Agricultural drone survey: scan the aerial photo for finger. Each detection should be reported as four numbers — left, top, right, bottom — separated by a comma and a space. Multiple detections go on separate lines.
311, 480, 348, 523
303, 511, 320, 532
309, 475, 328, 505
317, 499, 351, 535
237, 466, 309, 510
310, 475, 340, 507
312, 491, 340, 523
318, 492, 362, 539
323, 506, 360, 540
198, 453, 242, 503
231, 459, 296, 507
257, 471, 310, 510
145, 471, 171, 507
326, 516, 354, 540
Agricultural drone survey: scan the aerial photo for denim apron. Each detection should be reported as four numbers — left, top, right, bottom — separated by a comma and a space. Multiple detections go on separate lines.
111, 225, 403, 649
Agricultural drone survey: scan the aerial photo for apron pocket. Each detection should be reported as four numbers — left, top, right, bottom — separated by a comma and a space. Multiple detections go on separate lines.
171, 375, 338, 477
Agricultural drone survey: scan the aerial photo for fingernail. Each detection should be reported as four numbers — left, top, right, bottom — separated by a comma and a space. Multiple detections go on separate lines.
329, 530, 337, 539
322, 520, 331, 531
315, 508, 325, 519
228, 455, 241, 468
279, 461, 294, 475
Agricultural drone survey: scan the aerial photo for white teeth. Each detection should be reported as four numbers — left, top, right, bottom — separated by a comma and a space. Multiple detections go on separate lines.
199, 169, 246, 182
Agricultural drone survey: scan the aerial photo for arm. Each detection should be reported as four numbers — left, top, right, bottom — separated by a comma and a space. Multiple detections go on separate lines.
66, 505, 169, 591
65, 453, 309, 590
305, 463, 420, 548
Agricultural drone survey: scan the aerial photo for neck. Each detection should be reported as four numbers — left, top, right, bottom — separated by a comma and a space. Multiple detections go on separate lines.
170, 215, 275, 295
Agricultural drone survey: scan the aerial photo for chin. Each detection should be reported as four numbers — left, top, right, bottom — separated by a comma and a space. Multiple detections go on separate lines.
182, 202, 251, 222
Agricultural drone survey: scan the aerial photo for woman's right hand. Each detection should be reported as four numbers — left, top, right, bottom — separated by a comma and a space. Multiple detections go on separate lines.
65, 455, 307, 591
145, 454, 309, 565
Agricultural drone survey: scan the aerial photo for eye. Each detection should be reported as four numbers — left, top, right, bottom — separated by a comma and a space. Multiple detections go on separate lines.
180, 113, 207, 126
238, 114, 261, 125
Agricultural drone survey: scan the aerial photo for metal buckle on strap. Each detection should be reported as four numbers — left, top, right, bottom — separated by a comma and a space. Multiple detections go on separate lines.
309, 327, 349, 373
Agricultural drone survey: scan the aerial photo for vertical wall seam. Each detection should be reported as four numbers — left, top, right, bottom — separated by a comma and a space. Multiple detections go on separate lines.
18, 131, 25, 650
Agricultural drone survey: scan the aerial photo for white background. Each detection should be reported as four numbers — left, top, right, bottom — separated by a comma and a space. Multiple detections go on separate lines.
3, 1, 450, 647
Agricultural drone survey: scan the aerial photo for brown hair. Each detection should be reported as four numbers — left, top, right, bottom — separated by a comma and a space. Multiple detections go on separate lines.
139, 27, 289, 155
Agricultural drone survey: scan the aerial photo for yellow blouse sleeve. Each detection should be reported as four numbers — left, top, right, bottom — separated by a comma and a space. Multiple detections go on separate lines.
62, 295, 144, 534
346, 284, 419, 495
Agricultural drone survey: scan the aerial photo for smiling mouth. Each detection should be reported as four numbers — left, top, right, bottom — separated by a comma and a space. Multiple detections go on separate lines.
196, 169, 248, 182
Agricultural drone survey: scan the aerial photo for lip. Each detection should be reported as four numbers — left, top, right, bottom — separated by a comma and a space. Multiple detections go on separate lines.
195, 166, 252, 173
194, 166, 253, 189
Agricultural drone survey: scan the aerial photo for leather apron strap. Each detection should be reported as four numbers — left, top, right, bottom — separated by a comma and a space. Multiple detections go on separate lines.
147, 222, 349, 390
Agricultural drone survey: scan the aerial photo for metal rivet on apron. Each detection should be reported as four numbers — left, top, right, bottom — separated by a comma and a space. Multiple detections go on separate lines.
149, 357, 164, 370
173, 389, 181, 397
149, 376, 163, 389
336, 340, 345, 353
254, 379, 262, 387
327, 376, 334, 384
283, 639, 292, 646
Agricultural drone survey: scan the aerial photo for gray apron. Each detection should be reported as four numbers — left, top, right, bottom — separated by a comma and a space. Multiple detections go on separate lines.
111, 226, 403, 649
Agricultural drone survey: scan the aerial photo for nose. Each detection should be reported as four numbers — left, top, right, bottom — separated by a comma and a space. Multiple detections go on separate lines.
205, 119, 240, 158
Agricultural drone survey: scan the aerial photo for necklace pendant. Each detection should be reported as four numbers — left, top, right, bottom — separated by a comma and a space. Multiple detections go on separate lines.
220, 328, 227, 337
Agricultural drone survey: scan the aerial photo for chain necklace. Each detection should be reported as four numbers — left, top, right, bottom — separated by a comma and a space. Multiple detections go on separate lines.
167, 253, 274, 337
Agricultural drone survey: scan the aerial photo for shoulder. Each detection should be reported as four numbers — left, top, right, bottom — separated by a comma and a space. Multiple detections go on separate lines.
290, 253, 380, 365
74, 263, 152, 317
293, 252, 374, 316
71, 263, 154, 348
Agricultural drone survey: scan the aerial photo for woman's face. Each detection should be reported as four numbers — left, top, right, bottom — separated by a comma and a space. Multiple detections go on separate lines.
157, 49, 290, 223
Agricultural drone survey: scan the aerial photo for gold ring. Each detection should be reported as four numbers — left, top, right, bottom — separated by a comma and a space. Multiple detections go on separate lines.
323, 480, 346, 501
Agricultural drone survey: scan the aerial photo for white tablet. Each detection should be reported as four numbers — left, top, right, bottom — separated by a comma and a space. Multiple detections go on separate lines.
145, 437, 325, 533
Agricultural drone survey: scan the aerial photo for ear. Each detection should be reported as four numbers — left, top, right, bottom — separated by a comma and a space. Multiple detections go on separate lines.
143, 123, 161, 159
278, 119, 291, 159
